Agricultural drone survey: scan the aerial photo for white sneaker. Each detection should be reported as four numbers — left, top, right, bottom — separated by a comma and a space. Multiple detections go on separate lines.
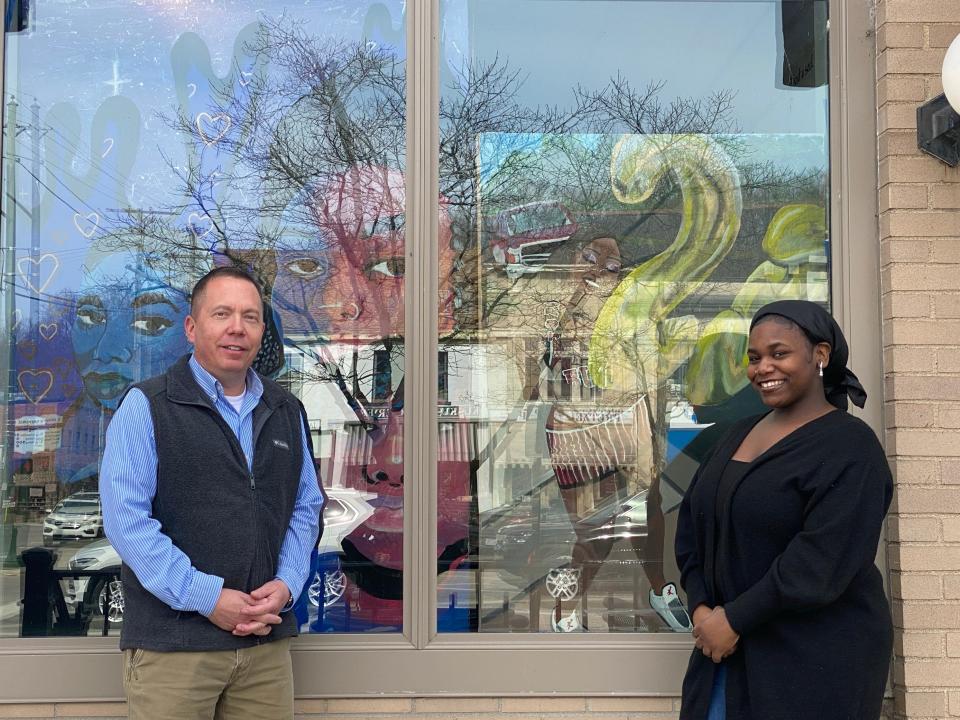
649, 582, 692, 632
551, 607, 582, 632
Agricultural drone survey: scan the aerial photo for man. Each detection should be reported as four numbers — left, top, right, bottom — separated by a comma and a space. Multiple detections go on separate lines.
100, 266, 323, 719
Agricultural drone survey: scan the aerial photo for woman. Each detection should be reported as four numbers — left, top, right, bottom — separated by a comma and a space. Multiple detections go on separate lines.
675, 299, 892, 720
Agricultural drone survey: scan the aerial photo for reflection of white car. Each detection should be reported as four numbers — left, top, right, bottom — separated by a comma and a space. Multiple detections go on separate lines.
64, 538, 124, 625
307, 487, 375, 608
43, 492, 103, 545
63, 487, 375, 618
318, 488, 375, 553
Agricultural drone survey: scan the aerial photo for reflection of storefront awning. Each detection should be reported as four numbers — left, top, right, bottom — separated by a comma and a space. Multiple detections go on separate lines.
335, 422, 478, 465
438, 422, 477, 463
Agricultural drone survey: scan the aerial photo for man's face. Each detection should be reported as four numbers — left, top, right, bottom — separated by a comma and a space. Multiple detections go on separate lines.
185, 276, 265, 386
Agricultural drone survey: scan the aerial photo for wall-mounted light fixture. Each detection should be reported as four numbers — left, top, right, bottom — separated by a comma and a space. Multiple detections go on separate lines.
918, 34, 960, 166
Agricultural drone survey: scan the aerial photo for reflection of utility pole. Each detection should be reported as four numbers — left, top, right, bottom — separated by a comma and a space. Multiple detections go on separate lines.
1, 95, 21, 512
29, 99, 47, 330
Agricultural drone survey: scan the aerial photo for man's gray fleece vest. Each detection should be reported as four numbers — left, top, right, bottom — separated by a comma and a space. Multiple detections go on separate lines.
118, 355, 306, 651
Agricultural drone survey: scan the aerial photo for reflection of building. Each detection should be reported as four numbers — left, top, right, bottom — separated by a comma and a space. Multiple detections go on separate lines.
10, 404, 64, 511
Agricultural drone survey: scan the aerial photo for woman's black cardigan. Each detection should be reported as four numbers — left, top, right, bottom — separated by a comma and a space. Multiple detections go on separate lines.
675, 410, 893, 720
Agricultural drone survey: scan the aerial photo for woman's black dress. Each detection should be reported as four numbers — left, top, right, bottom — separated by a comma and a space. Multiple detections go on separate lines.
675, 410, 893, 720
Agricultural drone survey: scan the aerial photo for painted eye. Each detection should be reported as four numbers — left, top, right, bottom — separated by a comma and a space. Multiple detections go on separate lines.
367, 258, 405, 278
76, 306, 105, 328
133, 316, 174, 336
285, 257, 325, 279
605, 259, 622, 273
581, 248, 598, 264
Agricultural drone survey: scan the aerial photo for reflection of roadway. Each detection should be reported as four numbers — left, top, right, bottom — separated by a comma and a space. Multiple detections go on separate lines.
0, 523, 117, 638
476, 537, 667, 632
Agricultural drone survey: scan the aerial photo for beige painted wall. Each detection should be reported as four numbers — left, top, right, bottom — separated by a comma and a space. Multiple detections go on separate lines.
877, 1, 960, 718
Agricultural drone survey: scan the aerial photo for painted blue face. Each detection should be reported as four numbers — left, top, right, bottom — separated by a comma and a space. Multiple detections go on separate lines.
71, 254, 191, 412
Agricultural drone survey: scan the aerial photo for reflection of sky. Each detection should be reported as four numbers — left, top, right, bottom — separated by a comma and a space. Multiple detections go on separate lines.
2, 0, 410, 312
7, 0, 406, 212
2, 0, 825, 308
461, 0, 828, 135
478, 132, 827, 187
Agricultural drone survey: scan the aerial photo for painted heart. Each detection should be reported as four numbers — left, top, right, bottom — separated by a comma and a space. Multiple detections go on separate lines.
17, 253, 60, 294
101, 138, 114, 158
18, 369, 54, 404
52, 357, 73, 379
39, 323, 58, 341
12, 309, 21, 330
239, 70, 254, 87
188, 212, 213, 239
195, 112, 231, 145
187, 82, 197, 98
73, 211, 100, 238
18, 340, 37, 361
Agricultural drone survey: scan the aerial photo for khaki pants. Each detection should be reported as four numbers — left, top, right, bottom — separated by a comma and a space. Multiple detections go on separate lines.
123, 638, 293, 720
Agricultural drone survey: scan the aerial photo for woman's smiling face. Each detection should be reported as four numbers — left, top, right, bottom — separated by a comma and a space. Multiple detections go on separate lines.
746, 316, 828, 409
72, 253, 190, 411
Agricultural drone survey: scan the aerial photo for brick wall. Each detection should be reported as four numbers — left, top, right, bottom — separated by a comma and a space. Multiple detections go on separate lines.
0, 697, 898, 719
877, 0, 960, 718
0, 698, 684, 719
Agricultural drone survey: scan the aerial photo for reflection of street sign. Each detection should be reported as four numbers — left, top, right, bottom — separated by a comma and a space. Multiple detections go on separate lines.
15, 415, 45, 428
14, 429, 45, 454
367, 406, 461, 419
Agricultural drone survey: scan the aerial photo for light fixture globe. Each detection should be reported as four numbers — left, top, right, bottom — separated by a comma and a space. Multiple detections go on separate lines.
943, 34, 960, 112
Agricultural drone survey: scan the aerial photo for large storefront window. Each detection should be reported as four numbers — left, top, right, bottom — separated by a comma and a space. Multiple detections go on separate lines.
0, 0, 834, 644
436, 0, 830, 632
0, 1, 409, 636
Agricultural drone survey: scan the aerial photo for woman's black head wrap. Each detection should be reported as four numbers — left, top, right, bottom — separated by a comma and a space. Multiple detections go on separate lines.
749, 300, 867, 410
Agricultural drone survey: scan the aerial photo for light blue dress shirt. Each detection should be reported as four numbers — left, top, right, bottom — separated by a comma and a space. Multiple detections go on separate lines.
100, 355, 324, 618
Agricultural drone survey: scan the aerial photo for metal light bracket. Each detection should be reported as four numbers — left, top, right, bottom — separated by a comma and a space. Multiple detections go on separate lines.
917, 93, 960, 167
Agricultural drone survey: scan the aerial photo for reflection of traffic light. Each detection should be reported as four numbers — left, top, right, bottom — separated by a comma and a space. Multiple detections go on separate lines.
779, 0, 827, 88
4, 0, 30, 34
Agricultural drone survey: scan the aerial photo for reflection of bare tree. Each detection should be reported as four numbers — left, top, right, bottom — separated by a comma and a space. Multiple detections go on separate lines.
89, 16, 830, 630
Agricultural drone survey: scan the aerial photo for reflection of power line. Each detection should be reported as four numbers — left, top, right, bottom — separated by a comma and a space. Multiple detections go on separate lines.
8, 156, 93, 217
6, 148, 130, 210
41, 123, 144, 195
3, 282, 77, 310
41, 122, 173, 210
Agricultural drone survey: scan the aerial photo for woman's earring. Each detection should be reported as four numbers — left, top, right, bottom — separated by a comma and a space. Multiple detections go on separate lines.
818, 361, 824, 377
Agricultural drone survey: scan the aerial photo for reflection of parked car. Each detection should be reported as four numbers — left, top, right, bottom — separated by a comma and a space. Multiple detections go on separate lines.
491, 201, 578, 278
43, 492, 103, 545
61, 488, 373, 626
64, 538, 124, 625
305, 488, 375, 609
487, 490, 649, 596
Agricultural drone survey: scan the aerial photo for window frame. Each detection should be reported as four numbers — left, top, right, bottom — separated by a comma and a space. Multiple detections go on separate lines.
0, 0, 882, 700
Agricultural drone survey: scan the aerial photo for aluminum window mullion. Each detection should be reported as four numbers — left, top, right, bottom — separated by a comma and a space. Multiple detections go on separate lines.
404, 0, 441, 650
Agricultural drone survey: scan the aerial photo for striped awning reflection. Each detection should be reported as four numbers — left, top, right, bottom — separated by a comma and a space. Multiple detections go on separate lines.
335, 421, 478, 465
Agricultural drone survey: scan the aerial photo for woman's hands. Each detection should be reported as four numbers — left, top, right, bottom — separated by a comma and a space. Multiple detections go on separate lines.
692, 605, 740, 663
